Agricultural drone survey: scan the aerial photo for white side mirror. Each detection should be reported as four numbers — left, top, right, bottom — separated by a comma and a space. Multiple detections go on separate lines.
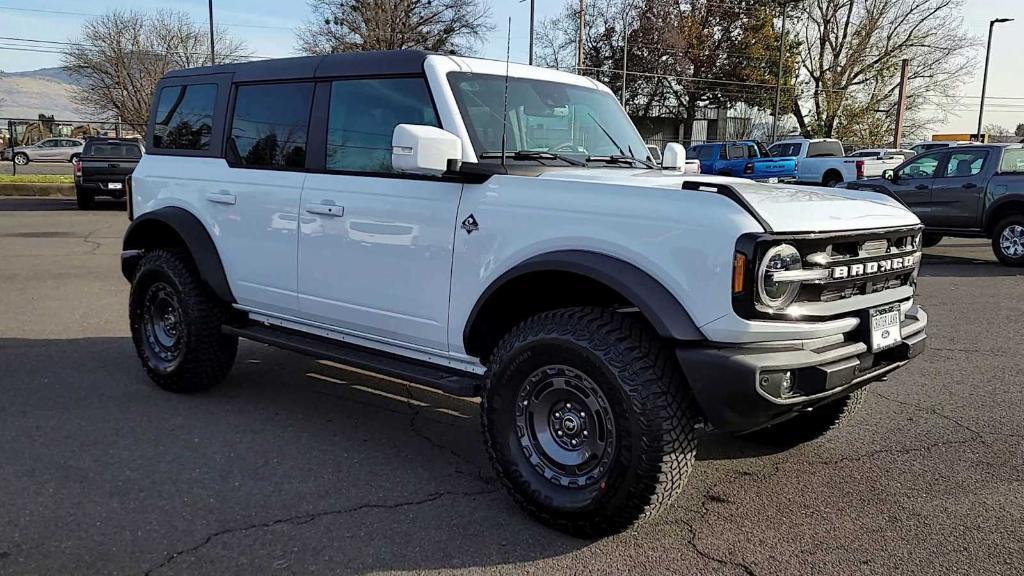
662, 142, 686, 171
392, 124, 462, 176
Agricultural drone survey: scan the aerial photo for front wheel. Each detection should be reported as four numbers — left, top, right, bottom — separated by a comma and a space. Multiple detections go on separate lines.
129, 249, 238, 392
14, 153, 29, 166
992, 215, 1024, 266
482, 307, 698, 537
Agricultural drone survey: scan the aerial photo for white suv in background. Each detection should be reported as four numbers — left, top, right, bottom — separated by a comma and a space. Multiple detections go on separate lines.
122, 50, 928, 536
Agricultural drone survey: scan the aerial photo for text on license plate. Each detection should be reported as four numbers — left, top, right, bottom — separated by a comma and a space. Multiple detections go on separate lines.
870, 304, 902, 352
107, 182, 123, 189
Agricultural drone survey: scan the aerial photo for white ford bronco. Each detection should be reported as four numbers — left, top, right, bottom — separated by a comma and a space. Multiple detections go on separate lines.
122, 50, 928, 536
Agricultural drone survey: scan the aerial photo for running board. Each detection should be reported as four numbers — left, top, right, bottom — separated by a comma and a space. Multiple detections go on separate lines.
223, 323, 483, 398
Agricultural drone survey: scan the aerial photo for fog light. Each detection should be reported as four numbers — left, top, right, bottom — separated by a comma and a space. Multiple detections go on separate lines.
759, 371, 796, 399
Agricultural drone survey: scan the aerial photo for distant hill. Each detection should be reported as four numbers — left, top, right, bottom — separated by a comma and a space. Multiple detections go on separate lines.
0, 67, 80, 121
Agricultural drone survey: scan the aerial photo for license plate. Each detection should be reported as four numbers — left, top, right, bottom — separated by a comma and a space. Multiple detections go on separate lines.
869, 304, 902, 352
107, 182, 123, 190
767, 177, 779, 184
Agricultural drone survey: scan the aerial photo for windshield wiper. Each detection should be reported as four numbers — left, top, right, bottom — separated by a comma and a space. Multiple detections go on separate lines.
479, 150, 586, 166
585, 113, 657, 168
586, 154, 659, 169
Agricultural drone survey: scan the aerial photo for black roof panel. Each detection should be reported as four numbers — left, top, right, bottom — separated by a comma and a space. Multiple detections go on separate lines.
163, 49, 431, 82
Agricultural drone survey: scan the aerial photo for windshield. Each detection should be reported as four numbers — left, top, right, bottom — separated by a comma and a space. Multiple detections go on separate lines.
448, 72, 651, 164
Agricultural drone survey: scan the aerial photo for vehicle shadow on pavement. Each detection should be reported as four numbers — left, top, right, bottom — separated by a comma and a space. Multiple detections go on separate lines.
0, 197, 125, 212
0, 337, 591, 574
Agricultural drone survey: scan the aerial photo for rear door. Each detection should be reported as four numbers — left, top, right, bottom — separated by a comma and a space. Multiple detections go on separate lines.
888, 150, 945, 223
928, 148, 990, 229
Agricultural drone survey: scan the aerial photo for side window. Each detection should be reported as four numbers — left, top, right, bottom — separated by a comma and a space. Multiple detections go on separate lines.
228, 82, 313, 169
898, 153, 942, 179
726, 144, 748, 159
942, 150, 987, 178
746, 144, 759, 158
153, 84, 218, 150
718, 145, 728, 160
768, 143, 800, 158
1000, 149, 1024, 173
326, 77, 439, 173
38, 139, 57, 148
62, 140, 77, 147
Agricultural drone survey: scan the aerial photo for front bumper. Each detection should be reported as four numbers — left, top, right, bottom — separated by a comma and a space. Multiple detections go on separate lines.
678, 305, 927, 433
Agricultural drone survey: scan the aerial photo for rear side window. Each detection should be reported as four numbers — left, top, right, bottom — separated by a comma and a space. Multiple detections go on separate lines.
153, 84, 218, 150
807, 140, 844, 158
1000, 149, 1024, 173
942, 150, 987, 178
326, 78, 438, 173
726, 144, 748, 159
769, 143, 801, 157
693, 146, 715, 162
84, 142, 142, 158
228, 82, 314, 169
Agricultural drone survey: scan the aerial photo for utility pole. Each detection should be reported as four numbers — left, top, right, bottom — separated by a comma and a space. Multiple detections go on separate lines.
529, 0, 535, 65
770, 2, 789, 144
893, 58, 909, 149
208, 0, 216, 65
621, 0, 637, 104
577, 0, 586, 72
977, 18, 1013, 142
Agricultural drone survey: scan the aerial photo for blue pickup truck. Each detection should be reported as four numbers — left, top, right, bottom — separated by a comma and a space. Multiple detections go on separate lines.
688, 140, 798, 182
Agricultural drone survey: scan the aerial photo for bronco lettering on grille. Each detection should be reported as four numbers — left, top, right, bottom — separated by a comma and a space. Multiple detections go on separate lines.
830, 255, 916, 280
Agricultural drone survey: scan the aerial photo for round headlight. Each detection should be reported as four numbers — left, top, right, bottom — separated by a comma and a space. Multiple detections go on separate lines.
758, 244, 802, 310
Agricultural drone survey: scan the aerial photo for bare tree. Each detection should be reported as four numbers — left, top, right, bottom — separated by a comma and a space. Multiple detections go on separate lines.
62, 9, 249, 131
984, 123, 1012, 137
792, 0, 978, 144
296, 0, 492, 55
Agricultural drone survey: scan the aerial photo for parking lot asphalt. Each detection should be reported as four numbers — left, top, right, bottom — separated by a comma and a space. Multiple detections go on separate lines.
1, 197, 1022, 576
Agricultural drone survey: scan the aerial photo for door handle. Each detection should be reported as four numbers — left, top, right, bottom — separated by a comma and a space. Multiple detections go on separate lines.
305, 202, 344, 217
962, 182, 978, 189
205, 192, 236, 205
915, 184, 929, 190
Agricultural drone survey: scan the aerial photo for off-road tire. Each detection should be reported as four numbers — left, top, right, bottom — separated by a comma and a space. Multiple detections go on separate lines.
922, 234, 944, 248
13, 153, 29, 166
129, 249, 237, 392
749, 388, 866, 447
992, 215, 1024, 267
75, 185, 94, 210
482, 307, 698, 537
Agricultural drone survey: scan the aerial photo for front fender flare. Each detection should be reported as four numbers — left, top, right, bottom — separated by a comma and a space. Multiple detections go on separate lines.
122, 207, 235, 303
463, 250, 705, 356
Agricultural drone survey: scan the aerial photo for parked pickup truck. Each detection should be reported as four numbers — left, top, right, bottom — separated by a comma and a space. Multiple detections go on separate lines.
74, 138, 143, 209
842, 144, 1024, 265
689, 140, 797, 182
769, 138, 902, 187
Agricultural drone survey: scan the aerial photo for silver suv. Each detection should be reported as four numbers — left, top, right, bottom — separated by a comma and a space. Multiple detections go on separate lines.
3, 138, 84, 165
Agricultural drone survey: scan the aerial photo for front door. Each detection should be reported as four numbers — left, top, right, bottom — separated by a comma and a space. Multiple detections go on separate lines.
888, 150, 945, 225
928, 148, 989, 230
34, 139, 60, 160
297, 77, 462, 352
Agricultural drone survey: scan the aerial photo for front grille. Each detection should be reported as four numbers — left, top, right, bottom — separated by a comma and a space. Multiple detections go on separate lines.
735, 225, 924, 320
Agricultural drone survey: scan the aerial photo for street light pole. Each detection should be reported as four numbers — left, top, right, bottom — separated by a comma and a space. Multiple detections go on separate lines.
977, 18, 1013, 142
208, 0, 216, 65
621, 0, 637, 104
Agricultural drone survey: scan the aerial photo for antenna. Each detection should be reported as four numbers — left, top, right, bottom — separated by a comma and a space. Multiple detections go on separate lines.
500, 17, 512, 168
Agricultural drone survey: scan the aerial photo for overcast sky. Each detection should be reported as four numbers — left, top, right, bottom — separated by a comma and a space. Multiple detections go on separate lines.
0, 0, 1020, 134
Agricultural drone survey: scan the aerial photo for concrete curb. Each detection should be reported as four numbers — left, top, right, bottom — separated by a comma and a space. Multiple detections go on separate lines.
0, 183, 75, 197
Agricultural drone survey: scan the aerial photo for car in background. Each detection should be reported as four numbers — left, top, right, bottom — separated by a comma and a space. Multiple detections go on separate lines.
909, 141, 971, 155
2, 138, 85, 165
851, 148, 916, 163
769, 138, 902, 187
74, 138, 144, 209
842, 144, 1024, 265
688, 140, 797, 182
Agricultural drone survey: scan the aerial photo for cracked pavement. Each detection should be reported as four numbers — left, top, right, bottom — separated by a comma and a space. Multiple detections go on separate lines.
0, 198, 1021, 575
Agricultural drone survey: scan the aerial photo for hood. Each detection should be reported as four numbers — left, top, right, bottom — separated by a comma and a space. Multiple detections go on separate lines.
536, 168, 920, 233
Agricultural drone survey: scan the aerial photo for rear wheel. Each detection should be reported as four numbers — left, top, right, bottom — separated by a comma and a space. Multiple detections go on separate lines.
993, 215, 1024, 267
823, 172, 843, 187
75, 185, 94, 210
922, 234, 944, 248
482, 307, 698, 537
129, 249, 237, 392
70, 154, 80, 165
748, 389, 866, 447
